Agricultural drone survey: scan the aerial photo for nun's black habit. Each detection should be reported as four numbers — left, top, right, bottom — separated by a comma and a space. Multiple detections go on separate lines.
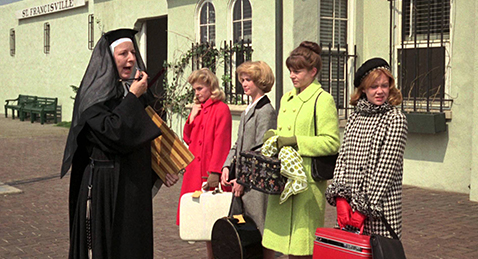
61, 29, 161, 259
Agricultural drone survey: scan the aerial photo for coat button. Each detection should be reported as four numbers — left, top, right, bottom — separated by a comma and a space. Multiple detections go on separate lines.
278, 126, 282, 130
283, 109, 286, 113
293, 109, 296, 112
197, 157, 201, 161
199, 141, 202, 146
288, 125, 291, 130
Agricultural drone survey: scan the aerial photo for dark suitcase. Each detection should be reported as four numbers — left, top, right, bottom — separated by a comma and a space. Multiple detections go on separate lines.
313, 228, 372, 259
211, 215, 263, 259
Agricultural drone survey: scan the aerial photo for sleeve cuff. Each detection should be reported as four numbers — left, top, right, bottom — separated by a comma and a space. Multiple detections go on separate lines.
325, 182, 352, 206
350, 191, 384, 217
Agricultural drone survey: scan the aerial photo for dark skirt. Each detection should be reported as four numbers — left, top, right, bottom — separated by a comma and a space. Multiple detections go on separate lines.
69, 158, 153, 259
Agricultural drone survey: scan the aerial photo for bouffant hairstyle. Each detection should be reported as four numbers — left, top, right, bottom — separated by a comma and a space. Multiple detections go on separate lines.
188, 68, 225, 104
350, 68, 403, 106
285, 41, 322, 78
236, 61, 275, 93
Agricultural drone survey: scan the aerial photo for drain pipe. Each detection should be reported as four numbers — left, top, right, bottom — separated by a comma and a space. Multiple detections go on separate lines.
275, 0, 283, 110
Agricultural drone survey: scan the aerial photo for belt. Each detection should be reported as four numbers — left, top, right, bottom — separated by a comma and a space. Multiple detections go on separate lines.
89, 158, 115, 169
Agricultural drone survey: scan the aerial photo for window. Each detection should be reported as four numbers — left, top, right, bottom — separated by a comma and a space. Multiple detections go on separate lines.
399, 47, 445, 99
199, 1, 216, 45
88, 14, 94, 50
232, 0, 252, 43
190, 41, 253, 105
403, 0, 450, 42
319, 0, 352, 109
396, 0, 451, 111
44, 22, 50, 54
10, 28, 15, 56
320, 0, 347, 47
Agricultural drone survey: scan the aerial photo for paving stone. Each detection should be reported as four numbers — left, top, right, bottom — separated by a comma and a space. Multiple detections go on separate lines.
0, 116, 477, 258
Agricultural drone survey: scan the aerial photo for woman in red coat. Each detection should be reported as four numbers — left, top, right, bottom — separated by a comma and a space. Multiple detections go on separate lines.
178, 68, 232, 259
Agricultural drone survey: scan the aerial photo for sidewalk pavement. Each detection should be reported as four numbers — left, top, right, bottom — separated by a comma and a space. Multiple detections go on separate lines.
0, 115, 477, 259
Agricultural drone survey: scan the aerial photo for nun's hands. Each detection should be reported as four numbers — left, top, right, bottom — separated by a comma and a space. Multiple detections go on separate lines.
130, 70, 148, 97
164, 173, 179, 187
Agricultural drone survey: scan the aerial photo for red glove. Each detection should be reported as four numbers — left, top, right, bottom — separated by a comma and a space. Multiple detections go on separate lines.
336, 197, 352, 229
349, 211, 367, 233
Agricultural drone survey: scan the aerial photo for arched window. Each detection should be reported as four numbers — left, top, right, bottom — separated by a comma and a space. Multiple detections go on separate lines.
232, 0, 252, 43
199, 1, 216, 44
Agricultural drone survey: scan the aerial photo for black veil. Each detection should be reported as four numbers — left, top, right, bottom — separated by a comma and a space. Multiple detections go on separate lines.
61, 28, 147, 177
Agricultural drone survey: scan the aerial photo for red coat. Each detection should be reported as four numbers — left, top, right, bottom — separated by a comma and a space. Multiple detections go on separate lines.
177, 98, 232, 225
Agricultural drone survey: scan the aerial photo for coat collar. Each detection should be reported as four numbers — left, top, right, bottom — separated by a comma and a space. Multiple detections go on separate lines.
244, 95, 271, 122
286, 80, 323, 103
201, 98, 217, 109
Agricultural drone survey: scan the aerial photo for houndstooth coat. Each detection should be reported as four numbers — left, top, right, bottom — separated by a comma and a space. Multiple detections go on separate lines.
326, 98, 408, 239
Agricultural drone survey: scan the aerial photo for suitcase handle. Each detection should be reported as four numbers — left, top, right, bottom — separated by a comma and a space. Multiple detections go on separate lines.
340, 226, 364, 235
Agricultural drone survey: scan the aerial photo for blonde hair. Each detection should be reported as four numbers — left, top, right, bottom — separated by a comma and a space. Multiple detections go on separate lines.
236, 61, 275, 93
350, 69, 403, 106
188, 68, 225, 104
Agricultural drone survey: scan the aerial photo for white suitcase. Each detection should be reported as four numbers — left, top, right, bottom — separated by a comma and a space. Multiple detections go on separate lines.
179, 186, 233, 241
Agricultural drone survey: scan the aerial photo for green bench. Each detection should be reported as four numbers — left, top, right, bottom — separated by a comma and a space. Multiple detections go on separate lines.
21, 97, 58, 124
4, 94, 37, 119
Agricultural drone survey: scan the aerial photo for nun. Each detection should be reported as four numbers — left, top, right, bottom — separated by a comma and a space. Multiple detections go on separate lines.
61, 28, 178, 259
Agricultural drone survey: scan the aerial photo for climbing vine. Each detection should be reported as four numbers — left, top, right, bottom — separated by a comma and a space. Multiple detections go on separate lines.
157, 41, 252, 124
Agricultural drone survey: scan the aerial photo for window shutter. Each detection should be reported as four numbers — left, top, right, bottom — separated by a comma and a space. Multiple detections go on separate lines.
403, 0, 450, 41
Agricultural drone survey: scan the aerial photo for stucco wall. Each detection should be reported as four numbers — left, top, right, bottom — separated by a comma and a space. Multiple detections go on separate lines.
0, 0, 168, 122
401, 1, 474, 196
471, 1, 478, 202
0, 1, 90, 122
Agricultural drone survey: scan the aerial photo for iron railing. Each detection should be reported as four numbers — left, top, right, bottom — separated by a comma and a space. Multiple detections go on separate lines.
393, 0, 452, 113
191, 40, 253, 105
320, 43, 356, 119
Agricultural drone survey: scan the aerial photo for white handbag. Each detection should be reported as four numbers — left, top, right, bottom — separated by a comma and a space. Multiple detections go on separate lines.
179, 184, 233, 241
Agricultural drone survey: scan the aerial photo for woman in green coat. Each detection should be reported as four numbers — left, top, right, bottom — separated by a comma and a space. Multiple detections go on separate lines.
262, 41, 340, 258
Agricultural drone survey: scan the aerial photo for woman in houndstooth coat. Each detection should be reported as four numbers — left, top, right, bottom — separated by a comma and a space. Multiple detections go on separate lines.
326, 58, 408, 239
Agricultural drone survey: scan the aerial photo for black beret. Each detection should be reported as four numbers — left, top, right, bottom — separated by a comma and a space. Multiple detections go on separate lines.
354, 57, 390, 88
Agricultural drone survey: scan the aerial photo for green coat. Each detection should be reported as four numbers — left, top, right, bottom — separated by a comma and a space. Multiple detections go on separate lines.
262, 80, 340, 256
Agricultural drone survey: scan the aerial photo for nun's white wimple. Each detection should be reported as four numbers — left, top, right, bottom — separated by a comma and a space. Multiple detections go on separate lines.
109, 38, 133, 54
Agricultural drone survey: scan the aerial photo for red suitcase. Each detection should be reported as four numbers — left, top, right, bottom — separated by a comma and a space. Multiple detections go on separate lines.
313, 228, 372, 259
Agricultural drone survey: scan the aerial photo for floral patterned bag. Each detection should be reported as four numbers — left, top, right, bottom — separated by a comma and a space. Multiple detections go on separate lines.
236, 145, 285, 195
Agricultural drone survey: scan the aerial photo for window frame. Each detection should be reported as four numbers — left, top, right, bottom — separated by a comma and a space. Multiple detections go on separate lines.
392, 0, 452, 112
221, 0, 253, 106
197, 0, 216, 45
231, 0, 252, 44
10, 28, 15, 56
88, 14, 94, 50
44, 22, 50, 54
318, 0, 355, 117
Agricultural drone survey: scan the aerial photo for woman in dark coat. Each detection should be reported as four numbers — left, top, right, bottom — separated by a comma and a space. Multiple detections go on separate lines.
61, 28, 178, 259
326, 58, 408, 238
